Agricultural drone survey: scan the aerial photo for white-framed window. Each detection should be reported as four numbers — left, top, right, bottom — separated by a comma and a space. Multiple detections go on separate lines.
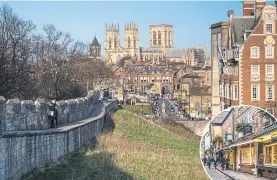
251, 84, 259, 101
251, 46, 260, 58
266, 64, 274, 76
223, 83, 226, 98
266, 24, 273, 34
266, 45, 274, 58
251, 65, 260, 75
219, 83, 222, 97
234, 85, 238, 99
229, 84, 231, 99
266, 84, 274, 101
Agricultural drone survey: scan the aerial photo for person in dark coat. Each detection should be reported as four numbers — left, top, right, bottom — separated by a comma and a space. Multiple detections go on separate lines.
226, 156, 230, 169
203, 155, 207, 166
207, 156, 213, 169
221, 155, 226, 171
213, 156, 218, 169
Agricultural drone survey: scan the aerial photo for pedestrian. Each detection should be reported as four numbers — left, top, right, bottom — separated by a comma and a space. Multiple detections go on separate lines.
221, 155, 226, 171
203, 155, 207, 166
226, 156, 230, 169
207, 156, 213, 169
213, 156, 218, 169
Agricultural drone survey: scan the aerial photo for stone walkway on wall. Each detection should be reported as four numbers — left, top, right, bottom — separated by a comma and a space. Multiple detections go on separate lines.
2, 102, 107, 136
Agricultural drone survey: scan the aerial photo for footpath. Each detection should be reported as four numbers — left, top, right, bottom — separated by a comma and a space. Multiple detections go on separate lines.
204, 165, 270, 180
2, 101, 110, 137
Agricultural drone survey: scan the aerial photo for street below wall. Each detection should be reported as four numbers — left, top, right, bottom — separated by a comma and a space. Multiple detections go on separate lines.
204, 165, 270, 180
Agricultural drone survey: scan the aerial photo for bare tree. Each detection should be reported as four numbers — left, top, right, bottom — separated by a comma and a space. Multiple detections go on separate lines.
33, 24, 87, 101
0, 4, 36, 99
74, 59, 115, 90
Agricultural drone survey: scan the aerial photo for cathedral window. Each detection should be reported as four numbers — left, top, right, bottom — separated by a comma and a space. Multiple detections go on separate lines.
158, 31, 161, 46
114, 38, 117, 48
153, 31, 157, 46
165, 31, 167, 47
128, 37, 131, 48
109, 38, 112, 49
168, 31, 171, 47
134, 38, 136, 48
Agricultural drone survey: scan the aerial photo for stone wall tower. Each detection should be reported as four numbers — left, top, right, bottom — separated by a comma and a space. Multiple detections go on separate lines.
149, 24, 174, 49
105, 23, 120, 51
89, 36, 101, 60
124, 22, 140, 59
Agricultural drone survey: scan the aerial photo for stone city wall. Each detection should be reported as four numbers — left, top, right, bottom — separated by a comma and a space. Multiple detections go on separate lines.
0, 90, 100, 131
0, 100, 117, 180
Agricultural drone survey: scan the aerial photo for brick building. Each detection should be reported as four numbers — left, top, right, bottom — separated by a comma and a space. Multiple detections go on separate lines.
211, 1, 277, 116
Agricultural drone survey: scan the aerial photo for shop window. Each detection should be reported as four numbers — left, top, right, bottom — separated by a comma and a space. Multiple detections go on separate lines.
265, 146, 272, 164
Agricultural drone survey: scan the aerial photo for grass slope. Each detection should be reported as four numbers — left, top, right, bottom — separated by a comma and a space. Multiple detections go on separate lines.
23, 109, 208, 180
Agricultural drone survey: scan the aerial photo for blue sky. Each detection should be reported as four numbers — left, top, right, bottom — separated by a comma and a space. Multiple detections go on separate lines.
3, 1, 247, 55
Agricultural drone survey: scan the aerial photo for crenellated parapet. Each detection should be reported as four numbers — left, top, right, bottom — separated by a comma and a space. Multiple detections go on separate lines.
0, 90, 101, 132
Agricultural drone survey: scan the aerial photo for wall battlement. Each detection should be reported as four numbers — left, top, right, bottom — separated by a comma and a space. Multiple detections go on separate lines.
0, 90, 100, 132
0, 97, 117, 180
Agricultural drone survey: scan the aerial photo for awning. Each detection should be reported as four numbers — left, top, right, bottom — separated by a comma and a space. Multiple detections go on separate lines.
228, 139, 254, 148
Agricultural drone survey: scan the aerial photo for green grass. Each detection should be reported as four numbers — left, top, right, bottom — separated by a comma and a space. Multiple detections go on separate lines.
22, 109, 208, 180
123, 104, 151, 115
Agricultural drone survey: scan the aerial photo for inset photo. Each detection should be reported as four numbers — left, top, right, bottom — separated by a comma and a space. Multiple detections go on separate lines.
200, 105, 277, 180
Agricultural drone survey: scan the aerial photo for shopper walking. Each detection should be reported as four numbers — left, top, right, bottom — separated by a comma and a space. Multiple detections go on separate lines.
207, 156, 213, 169
213, 156, 218, 170
226, 156, 230, 169
221, 155, 226, 171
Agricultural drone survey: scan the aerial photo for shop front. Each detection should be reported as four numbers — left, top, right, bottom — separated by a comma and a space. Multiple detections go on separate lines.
225, 139, 257, 175
223, 149, 235, 170
237, 143, 256, 175
254, 129, 277, 179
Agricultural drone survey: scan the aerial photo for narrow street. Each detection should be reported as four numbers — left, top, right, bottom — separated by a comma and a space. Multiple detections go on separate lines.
204, 166, 233, 180
204, 165, 270, 180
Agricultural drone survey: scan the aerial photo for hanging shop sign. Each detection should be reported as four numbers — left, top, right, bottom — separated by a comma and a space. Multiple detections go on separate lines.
243, 123, 252, 135
225, 133, 233, 141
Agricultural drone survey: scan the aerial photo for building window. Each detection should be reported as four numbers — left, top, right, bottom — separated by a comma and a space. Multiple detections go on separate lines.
134, 38, 136, 49
153, 31, 157, 46
158, 31, 161, 46
266, 84, 274, 101
109, 38, 112, 49
223, 83, 226, 98
251, 65, 260, 75
251, 47, 259, 58
168, 31, 171, 47
251, 84, 259, 100
266, 24, 273, 34
219, 83, 222, 97
266, 64, 274, 75
114, 38, 117, 48
128, 37, 131, 48
234, 85, 238, 99
264, 144, 277, 165
266, 45, 274, 58
229, 84, 231, 99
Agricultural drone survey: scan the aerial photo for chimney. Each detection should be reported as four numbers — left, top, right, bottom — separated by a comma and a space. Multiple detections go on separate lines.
255, 0, 266, 17
228, 10, 234, 20
242, 0, 255, 16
